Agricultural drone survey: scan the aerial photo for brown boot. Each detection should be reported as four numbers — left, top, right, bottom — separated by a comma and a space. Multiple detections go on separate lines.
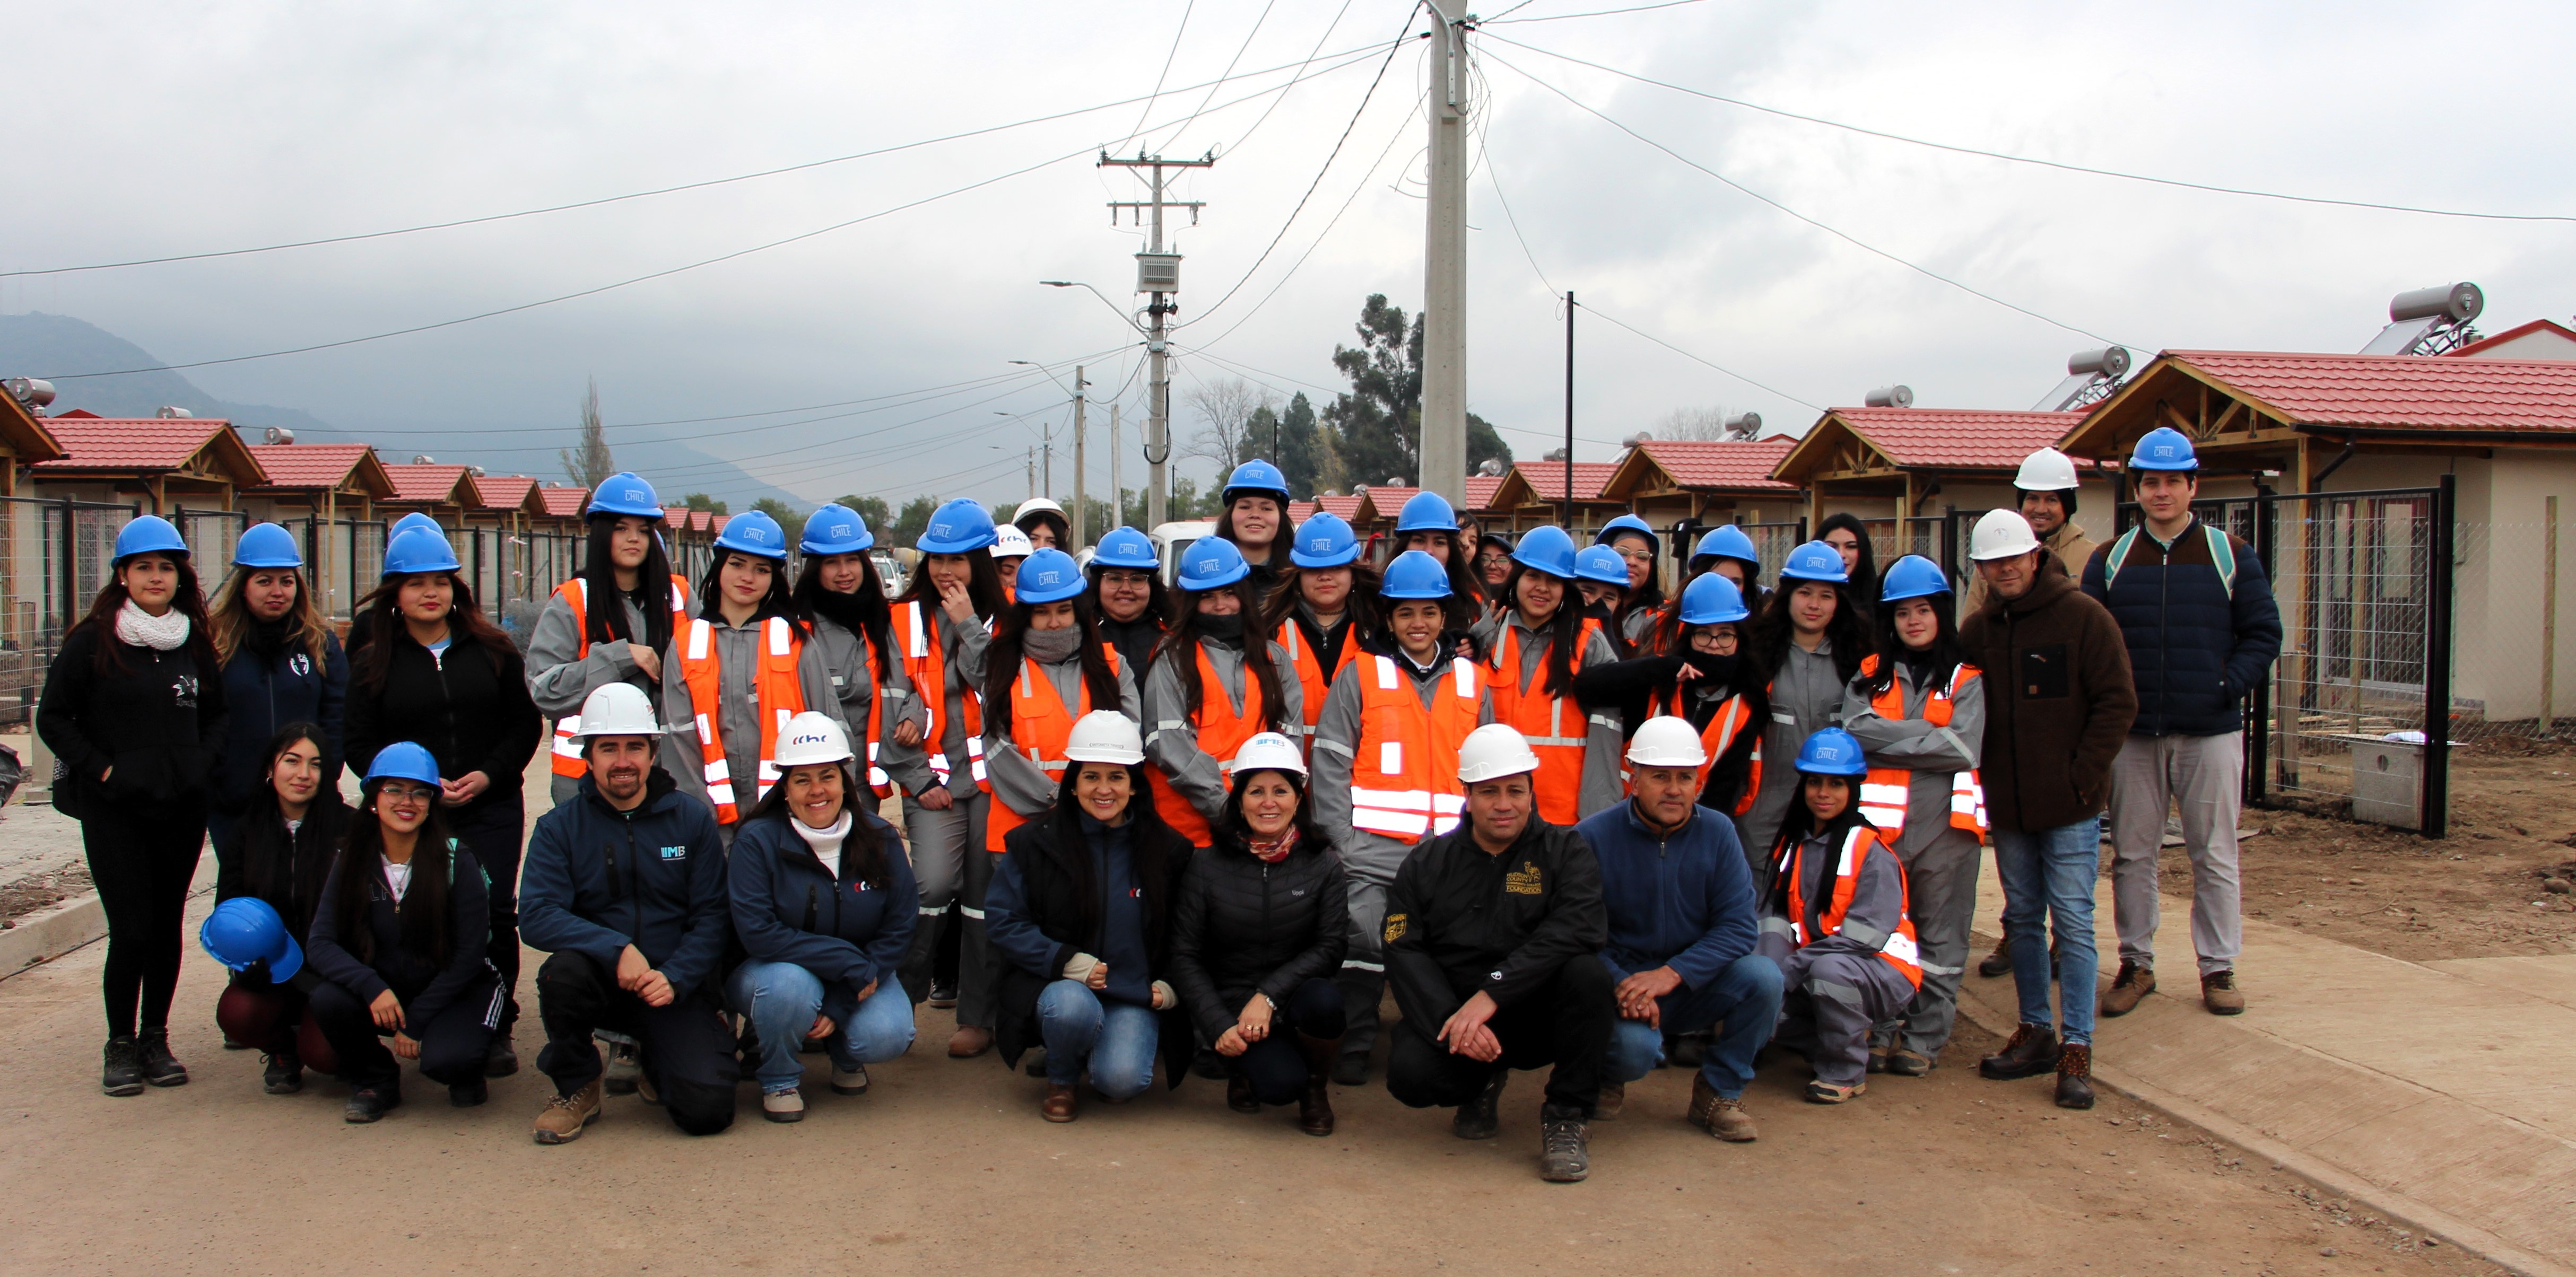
533, 1079, 603, 1144
1687, 1074, 1758, 1141
948, 1025, 994, 1058
1595, 1079, 1624, 1120
2099, 960, 2156, 1017
1226, 1072, 1260, 1114
2055, 1043, 2096, 1109
2201, 969, 2246, 1015
1975, 934, 2014, 978
1041, 1083, 1079, 1123
1295, 1033, 1341, 1137
1978, 1024, 2060, 1080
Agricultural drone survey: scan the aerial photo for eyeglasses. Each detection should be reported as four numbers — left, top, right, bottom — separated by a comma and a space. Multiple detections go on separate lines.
1615, 548, 1654, 565
378, 783, 437, 803
1099, 571, 1152, 588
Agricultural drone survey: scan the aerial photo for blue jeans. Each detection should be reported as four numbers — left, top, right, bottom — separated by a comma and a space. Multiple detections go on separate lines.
1993, 817, 2102, 1046
726, 959, 918, 1094
1036, 979, 1159, 1098
1604, 952, 1783, 1098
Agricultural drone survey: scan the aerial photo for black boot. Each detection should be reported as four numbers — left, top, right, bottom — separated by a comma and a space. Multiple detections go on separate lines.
101, 1037, 144, 1097
2055, 1044, 2096, 1110
484, 1031, 519, 1078
1453, 1069, 1508, 1141
135, 1029, 188, 1088
345, 1085, 401, 1123
1296, 1033, 1342, 1138
1978, 1024, 2060, 1080
262, 1050, 304, 1095
1226, 1072, 1261, 1114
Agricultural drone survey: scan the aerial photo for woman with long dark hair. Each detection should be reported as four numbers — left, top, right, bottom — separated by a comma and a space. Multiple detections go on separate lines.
1573, 573, 1770, 815
1594, 514, 1668, 653
1734, 540, 1875, 871
1143, 538, 1298, 848
979, 548, 1139, 856
660, 511, 848, 836
792, 503, 909, 803
343, 524, 541, 1077
1470, 526, 1623, 827
1012, 497, 1070, 551
1215, 460, 1293, 587
1086, 525, 1170, 680
212, 722, 352, 1095
526, 473, 691, 805
1256, 511, 1376, 744
986, 712, 1196, 1122
1391, 491, 1485, 608
303, 742, 500, 1121
206, 523, 346, 893
1815, 512, 1882, 611
39, 515, 229, 1095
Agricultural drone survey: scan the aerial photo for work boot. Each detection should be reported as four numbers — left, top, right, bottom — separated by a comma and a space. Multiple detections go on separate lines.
1041, 1083, 1079, 1123
344, 1085, 399, 1123
2201, 969, 2245, 1014
1595, 1079, 1624, 1120
450, 1078, 489, 1108
1193, 1046, 1230, 1081
1538, 1114, 1591, 1183
1804, 1079, 1865, 1104
2055, 1043, 2096, 1109
2099, 960, 2156, 1017
947, 1025, 994, 1058
1885, 1047, 1935, 1077
262, 1050, 304, 1095
1976, 935, 2014, 978
1689, 1076, 1757, 1142
1226, 1072, 1260, 1114
1866, 1045, 1891, 1074
101, 1037, 145, 1098
135, 1029, 188, 1088
1295, 1033, 1340, 1138
637, 1070, 662, 1107
762, 1088, 806, 1123
1979, 1024, 2061, 1080
928, 978, 958, 1010
1454, 1069, 1508, 1141
533, 1079, 604, 1144
483, 1032, 520, 1078
1332, 1052, 1371, 1087
830, 1062, 869, 1096
601, 1038, 642, 1096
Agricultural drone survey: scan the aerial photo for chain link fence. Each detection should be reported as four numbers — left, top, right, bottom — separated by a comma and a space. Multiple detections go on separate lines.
0, 496, 144, 724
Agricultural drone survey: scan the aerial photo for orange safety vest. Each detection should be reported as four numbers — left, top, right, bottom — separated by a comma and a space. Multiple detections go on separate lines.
1347, 654, 1482, 843
547, 574, 692, 778
1649, 685, 1760, 817
1277, 616, 1359, 744
984, 645, 1121, 852
1780, 825, 1923, 989
1147, 642, 1267, 846
890, 599, 989, 793
676, 616, 809, 824
1851, 654, 1989, 837
1485, 617, 1607, 826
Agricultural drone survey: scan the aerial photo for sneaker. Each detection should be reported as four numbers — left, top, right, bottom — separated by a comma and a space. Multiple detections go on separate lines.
450, 1078, 489, 1108
1885, 1047, 1935, 1077
2201, 969, 2246, 1016
533, 1079, 604, 1144
762, 1088, 806, 1123
1594, 1079, 1623, 1121
135, 1029, 188, 1088
1978, 1024, 2061, 1080
2055, 1043, 2096, 1109
947, 1025, 993, 1058
1866, 1045, 1891, 1074
262, 1051, 304, 1095
1689, 1077, 1758, 1142
602, 1039, 642, 1096
483, 1034, 520, 1078
1804, 1079, 1865, 1104
928, 979, 958, 1010
1453, 1070, 1508, 1141
2100, 960, 2156, 1018
1538, 1116, 1591, 1183
1332, 1053, 1371, 1087
344, 1086, 400, 1123
637, 1071, 663, 1107
1975, 935, 2014, 978
101, 1036, 145, 1098
830, 1062, 869, 1096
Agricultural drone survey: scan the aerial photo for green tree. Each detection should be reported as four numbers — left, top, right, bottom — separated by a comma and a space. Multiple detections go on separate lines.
831, 495, 896, 535
682, 492, 728, 515
889, 495, 942, 548
1277, 392, 1324, 499
560, 378, 615, 489
1324, 294, 1511, 487
749, 496, 798, 529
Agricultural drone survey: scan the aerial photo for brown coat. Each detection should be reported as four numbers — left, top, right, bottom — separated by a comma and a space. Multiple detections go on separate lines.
1960, 557, 2136, 833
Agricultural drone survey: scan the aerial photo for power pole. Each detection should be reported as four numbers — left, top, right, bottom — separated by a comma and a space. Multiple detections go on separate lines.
1109, 405, 1124, 529
1563, 290, 1576, 527
1026, 447, 1037, 502
1100, 148, 1214, 530
1418, 0, 1473, 506
1071, 365, 1089, 547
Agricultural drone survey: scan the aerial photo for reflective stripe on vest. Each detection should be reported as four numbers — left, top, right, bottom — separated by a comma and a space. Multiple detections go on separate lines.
985, 646, 1117, 852
1278, 616, 1358, 743
1150, 641, 1265, 846
1650, 686, 1759, 817
1347, 654, 1481, 843
676, 615, 807, 824
549, 574, 692, 777
1781, 826, 1923, 989
1487, 618, 1600, 826
891, 599, 987, 792
1852, 653, 1988, 836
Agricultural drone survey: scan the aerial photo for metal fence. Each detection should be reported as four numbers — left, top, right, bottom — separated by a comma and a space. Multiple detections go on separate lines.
0, 496, 145, 722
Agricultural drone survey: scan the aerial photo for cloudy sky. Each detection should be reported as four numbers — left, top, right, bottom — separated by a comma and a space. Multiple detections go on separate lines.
5, 0, 2570, 508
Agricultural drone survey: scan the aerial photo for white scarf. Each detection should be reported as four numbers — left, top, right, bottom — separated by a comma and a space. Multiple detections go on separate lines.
115, 600, 192, 651
792, 809, 854, 879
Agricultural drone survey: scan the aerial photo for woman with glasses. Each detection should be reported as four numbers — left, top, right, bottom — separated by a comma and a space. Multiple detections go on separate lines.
1573, 572, 1769, 814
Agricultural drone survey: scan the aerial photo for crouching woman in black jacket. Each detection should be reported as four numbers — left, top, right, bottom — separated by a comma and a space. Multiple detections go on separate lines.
1169, 731, 1349, 1135
988, 711, 1195, 1123
304, 743, 501, 1122
212, 722, 352, 1096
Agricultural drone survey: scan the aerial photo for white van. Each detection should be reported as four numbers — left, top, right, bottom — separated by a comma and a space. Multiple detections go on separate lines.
1151, 520, 1219, 586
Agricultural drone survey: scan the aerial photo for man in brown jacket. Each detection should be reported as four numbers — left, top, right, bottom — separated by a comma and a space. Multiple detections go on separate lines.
1957, 510, 2135, 1110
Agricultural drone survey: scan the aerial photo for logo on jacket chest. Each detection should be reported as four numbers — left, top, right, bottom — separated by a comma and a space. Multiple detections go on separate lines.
171, 672, 198, 709
660, 846, 688, 861
290, 653, 312, 677
1503, 863, 1544, 896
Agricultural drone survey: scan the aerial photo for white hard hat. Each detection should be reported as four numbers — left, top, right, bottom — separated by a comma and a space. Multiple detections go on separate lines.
1968, 509, 2042, 561
573, 683, 663, 738
1456, 723, 1542, 784
990, 524, 1034, 559
1015, 497, 1066, 522
1229, 731, 1308, 781
1064, 711, 1146, 765
773, 711, 854, 768
1624, 715, 1709, 768
2013, 447, 2079, 492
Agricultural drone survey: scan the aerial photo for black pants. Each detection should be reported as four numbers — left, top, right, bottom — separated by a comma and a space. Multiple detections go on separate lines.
1387, 955, 1614, 1121
307, 976, 501, 1091
81, 800, 206, 1038
1232, 977, 1346, 1106
534, 950, 737, 1135
215, 972, 306, 1056
450, 801, 524, 1036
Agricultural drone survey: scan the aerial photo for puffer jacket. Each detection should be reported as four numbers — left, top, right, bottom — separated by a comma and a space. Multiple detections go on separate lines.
2079, 517, 2283, 737
728, 807, 918, 1027
213, 623, 347, 815
1166, 831, 1349, 1044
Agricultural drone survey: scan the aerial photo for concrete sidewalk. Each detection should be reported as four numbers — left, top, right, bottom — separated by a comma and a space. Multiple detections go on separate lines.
1958, 849, 2576, 1275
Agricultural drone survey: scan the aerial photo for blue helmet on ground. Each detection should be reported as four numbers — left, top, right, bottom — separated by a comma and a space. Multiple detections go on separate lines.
1089, 526, 1158, 571
1794, 727, 1868, 777
1379, 550, 1454, 600
112, 515, 187, 563
917, 498, 998, 555
1779, 540, 1848, 584
1694, 524, 1760, 566
2129, 426, 2198, 472
382, 526, 462, 576
198, 897, 303, 982
1878, 554, 1952, 603
1573, 545, 1630, 588
1015, 548, 1085, 604
587, 471, 665, 519
1396, 490, 1457, 535
1595, 513, 1660, 557
1679, 571, 1751, 625
1510, 525, 1579, 580
714, 510, 789, 560
1177, 537, 1250, 592
1222, 459, 1290, 506
799, 503, 874, 555
365, 741, 442, 788
232, 521, 303, 570
1289, 512, 1359, 568
390, 512, 445, 541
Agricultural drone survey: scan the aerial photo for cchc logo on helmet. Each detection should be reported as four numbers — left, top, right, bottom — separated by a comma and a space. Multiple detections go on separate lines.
785, 730, 833, 752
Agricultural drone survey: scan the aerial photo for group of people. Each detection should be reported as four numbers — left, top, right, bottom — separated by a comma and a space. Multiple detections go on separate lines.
36, 425, 2279, 1183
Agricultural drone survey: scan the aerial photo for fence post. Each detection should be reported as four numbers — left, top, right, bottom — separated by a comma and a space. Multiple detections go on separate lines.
2247, 490, 2275, 808
57, 497, 76, 640
2421, 474, 2455, 838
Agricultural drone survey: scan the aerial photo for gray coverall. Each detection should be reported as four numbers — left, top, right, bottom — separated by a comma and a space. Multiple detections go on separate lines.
1841, 659, 1985, 1060
806, 614, 912, 795
1469, 611, 1625, 822
656, 614, 851, 844
982, 646, 1142, 825
877, 609, 994, 1025
1141, 637, 1302, 834
1756, 828, 1919, 1087
525, 578, 680, 805
1734, 638, 1848, 876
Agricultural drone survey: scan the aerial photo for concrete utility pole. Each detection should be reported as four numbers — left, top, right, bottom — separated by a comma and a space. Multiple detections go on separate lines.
1109, 405, 1123, 530
1417, 0, 1473, 506
1026, 447, 1037, 502
1071, 365, 1089, 547
1099, 149, 1214, 530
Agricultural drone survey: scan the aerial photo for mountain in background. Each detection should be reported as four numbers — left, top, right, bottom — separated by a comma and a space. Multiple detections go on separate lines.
0, 312, 803, 510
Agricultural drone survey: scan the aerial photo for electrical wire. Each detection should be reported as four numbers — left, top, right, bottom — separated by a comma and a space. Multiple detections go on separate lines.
1226, 0, 1354, 154
1579, 304, 1821, 410
1162, 0, 1277, 154
1122, 0, 1198, 148
1483, 0, 1708, 23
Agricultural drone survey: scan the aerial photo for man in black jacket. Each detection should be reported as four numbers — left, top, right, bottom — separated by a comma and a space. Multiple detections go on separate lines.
519, 685, 736, 1141
1384, 724, 1612, 1184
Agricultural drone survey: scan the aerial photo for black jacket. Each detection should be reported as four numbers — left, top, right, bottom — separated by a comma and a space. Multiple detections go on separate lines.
343, 631, 542, 816
213, 624, 349, 815
216, 795, 352, 943
2079, 519, 2283, 737
1572, 653, 1766, 812
987, 813, 1195, 1085
519, 769, 733, 1002
305, 843, 495, 1032
1383, 819, 1606, 1028
37, 621, 228, 814
1167, 832, 1349, 1044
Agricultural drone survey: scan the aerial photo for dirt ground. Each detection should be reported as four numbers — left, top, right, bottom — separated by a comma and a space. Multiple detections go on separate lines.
0, 861, 89, 928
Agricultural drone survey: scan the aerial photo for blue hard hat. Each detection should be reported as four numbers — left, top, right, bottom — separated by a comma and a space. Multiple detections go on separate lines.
382, 525, 462, 576
1878, 554, 1952, 603
365, 740, 443, 788
1595, 513, 1659, 557
232, 521, 303, 570
1015, 547, 1085, 605
1794, 727, 1868, 777
1177, 537, 1250, 592
1779, 540, 1849, 584
1510, 525, 1579, 580
1289, 511, 1359, 568
1693, 524, 1760, 565
1395, 490, 1457, 535
2129, 426, 2198, 472
390, 512, 445, 541
917, 497, 998, 555
714, 510, 788, 560
1089, 526, 1159, 571
198, 897, 303, 982
587, 471, 665, 519
111, 515, 187, 563
1222, 459, 1290, 505
1573, 545, 1630, 588
1379, 549, 1454, 600
799, 502, 875, 555
1679, 571, 1751, 625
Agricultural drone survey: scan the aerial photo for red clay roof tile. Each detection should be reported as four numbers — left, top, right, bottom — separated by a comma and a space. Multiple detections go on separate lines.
34, 417, 239, 471
381, 463, 475, 504
1826, 408, 2085, 469
244, 443, 377, 489
2167, 350, 2576, 432
1630, 439, 1798, 491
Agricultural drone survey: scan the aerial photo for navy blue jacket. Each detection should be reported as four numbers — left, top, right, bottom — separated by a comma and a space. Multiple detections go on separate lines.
2081, 519, 2284, 737
1577, 800, 1759, 990
520, 769, 732, 1002
213, 627, 348, 816
304, 843, 494, 1032
727, 809, 919, 1026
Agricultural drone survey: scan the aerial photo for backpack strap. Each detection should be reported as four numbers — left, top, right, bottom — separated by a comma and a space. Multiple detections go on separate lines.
2101, 528, 2142, 591
2204, 523, 2237, 600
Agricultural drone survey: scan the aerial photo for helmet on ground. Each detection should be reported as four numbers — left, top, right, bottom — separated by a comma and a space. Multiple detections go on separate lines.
199, 898, 304, 982
918, 498, 998, 555
1177, 537, 1249, 592
1456, 723, 1542, 783
1229, 731, 1308, 781
1625, 715, 1709, 768
1967, 509, 2041, 561
1509, 525, 1579, 580
1396, 491, 1457, 535
989, 524, 1033, 561
574, 683, 663, 738
587, 471, 665, 519
1290, 512, 1359, 568
391, 512, 445, 541
112, 515, 187, 563
1015, 548, 1085, 603
1793, 727, 1868, 777
1693, 524, 1760, 566
772, 712, 854, 768
365, 741, 442, 788
1064, 711, 1146, 765
1573, 545, 1630, 588
1014, 497, 1066, 527
232, 522, 303, 570
1595, 513, 1659, 557
382, 526, 461, 576
2128, 426, 2198, 472
2014, 447, 2080, 492
1089, 526, 1158, 571
1222, 460, 1290, 507
800, 503, 874, 555
1779, 540, 1848, 583
714, 510, 788, 560
1878, 555, 1952, 603
1379, 550, 1454, 600
1678, 572, 1750, 625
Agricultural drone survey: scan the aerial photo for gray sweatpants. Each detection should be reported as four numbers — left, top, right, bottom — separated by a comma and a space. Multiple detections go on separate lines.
2107, 731, 2244, 977
1871, 825, 1981, 1060
1773, 950, 1914, 1087
901, 791, 994, 1029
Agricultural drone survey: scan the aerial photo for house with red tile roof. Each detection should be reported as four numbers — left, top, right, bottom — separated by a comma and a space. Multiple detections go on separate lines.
30, 414, 267, 513
0, 389, 66, 494
378, 462, 482, 523
1486, 460, 1623, 537
1589, 439, 1803, 590
1774, 406, 2096, 565
2446, 318, 2576, 362
237, 443, 397, 615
